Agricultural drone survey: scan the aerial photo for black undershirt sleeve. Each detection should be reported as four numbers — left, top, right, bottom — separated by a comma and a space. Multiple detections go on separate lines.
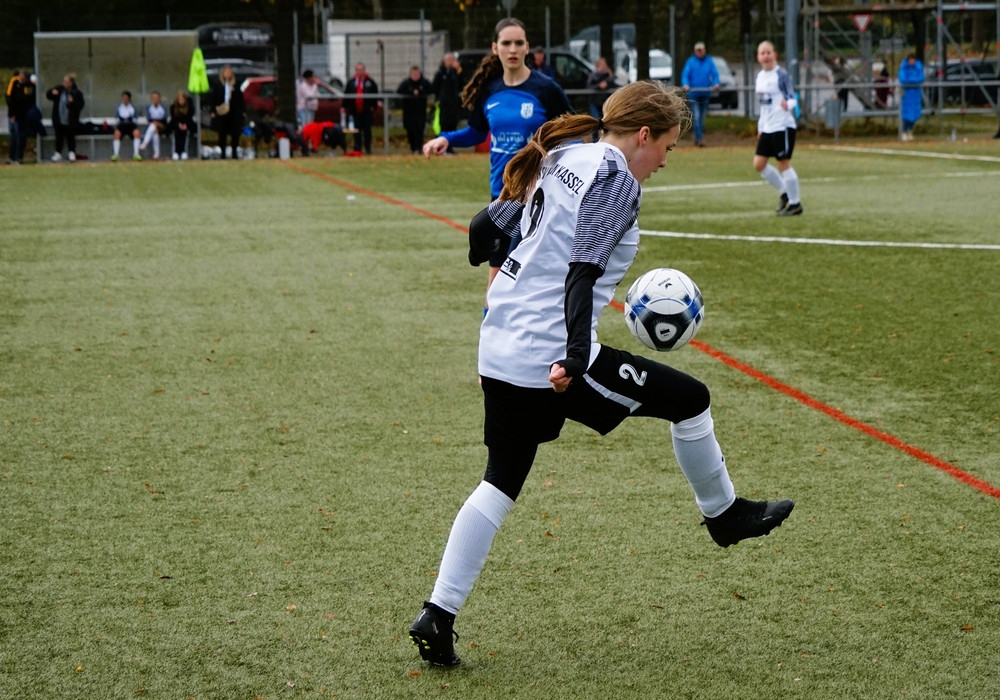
553, 261, 603, 379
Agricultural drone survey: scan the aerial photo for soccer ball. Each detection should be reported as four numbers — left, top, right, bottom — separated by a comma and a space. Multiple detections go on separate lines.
623, 268, 705, 351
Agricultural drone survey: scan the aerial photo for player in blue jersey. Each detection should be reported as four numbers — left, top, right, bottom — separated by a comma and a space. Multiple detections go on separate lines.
423, 18, 573, 294
409, 81, 794, 667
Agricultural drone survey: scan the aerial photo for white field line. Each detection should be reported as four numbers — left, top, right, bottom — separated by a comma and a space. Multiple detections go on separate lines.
643, 168, 1000, 193
818, 145, 1000, 163
639, 229, 1000, 251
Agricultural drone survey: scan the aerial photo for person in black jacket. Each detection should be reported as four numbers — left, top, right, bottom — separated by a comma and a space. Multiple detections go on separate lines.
5, 70, 35, 164
344, 62, 380, 155
396, 65, 433, 154
168, 90, 196, 160
46, 74, 85, 162
431, 53, 463, 153
210, 65, 245, 159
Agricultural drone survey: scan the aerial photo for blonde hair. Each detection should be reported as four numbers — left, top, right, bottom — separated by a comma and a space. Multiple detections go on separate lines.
461, 18, 526, 110
499, 81, 691, 202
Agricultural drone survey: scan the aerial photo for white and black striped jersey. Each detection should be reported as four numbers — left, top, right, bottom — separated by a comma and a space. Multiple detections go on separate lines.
479, 142, 641, 388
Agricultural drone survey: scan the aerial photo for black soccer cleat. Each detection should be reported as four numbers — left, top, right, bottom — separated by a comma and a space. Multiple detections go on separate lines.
409, 602, 461, 667
701, 497, 794, 548
777, 202, 803, 216
775, 192, 789, 213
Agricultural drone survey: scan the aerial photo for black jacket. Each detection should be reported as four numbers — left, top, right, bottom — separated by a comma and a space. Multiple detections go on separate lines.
396, 76, 433, 123
344, 74, 379, 116
45, 83, 85, 127
6, 75, 36, 120
210, 79, 245, 121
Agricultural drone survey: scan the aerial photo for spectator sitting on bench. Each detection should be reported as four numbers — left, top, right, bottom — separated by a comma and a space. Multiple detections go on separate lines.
139, 91, 168, 160
168, 90, 195, 160
111, 90, 142, 161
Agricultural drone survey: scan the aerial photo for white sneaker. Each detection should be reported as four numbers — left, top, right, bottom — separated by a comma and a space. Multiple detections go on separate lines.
51, 152, 62, 162
180, 152, 188, 160
172, 153, 179, 161
68, 151, 76, 162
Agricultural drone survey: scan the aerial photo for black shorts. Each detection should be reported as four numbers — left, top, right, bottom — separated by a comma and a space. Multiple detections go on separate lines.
482, 345, 710, 448
116, 121, 139, 137
755, 128, 796, 160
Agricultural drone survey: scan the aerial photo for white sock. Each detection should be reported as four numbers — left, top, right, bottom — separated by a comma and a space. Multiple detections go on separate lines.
133, 139, 140, 156
152, 135, 160, 158
782, 166, 800, 205
760, 164, 785, 193
430, 481, 514, 615
671, 408, 736, 518
113, 139, 121, 156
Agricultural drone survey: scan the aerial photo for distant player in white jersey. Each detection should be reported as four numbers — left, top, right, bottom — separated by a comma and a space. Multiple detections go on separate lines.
408, 81, 794, 668
111, 91, 143, 162
753, 41, 802, 216
139, 91, 168, 160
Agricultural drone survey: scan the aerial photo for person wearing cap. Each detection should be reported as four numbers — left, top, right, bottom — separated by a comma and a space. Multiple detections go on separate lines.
530, 46, 554, 79
680, 41, 720, 147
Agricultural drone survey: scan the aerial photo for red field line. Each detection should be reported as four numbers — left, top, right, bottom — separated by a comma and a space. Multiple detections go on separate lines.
287, 162, 1000, 501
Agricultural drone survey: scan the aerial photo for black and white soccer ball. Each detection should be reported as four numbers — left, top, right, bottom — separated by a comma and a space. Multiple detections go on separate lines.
623, 268, 705, 351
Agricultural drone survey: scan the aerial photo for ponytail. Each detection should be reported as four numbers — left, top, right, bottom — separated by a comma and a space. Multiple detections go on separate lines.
499, 81, 691, 203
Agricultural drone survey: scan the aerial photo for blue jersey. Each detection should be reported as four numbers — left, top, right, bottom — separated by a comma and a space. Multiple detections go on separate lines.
441, 71, 572, 198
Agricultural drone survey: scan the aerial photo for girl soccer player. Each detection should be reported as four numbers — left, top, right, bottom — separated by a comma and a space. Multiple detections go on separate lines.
422, 18, 573, 296
753, 41, 803, 216
409, 80, 794, 667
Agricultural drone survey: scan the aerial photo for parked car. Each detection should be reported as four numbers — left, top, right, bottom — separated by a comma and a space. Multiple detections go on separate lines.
617, 48, 673, 84
454, 48, 596, 113
454, 48, 596, 91
239, 76, 385, 125
927, 59, 999, 106
710, 56, 739, 109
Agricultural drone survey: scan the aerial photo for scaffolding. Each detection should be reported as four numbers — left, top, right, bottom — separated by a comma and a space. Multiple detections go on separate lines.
799, 0, 999, 129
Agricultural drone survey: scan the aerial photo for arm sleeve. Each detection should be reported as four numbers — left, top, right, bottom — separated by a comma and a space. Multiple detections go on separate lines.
556, 261, 603, 379
468, 199, 523, 266
570, 156, 640, 269
440, 124, 489, 148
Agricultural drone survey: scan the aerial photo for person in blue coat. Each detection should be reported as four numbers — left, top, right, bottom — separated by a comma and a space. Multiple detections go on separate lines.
680, 42, 720, 147
898, 54, 924, 141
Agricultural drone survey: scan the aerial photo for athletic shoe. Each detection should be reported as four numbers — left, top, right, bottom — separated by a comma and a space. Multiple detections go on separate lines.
110, 154, 119, 162
409, 602, 461, 667
171, 153, 179, 161
701, 497, 794, 548
51, 152, 62, 162
68, 151, 76, 162
181, 152, 188, 160
133, 153, 143, 161
775, 192, 789, 213
777, 202, 803, 216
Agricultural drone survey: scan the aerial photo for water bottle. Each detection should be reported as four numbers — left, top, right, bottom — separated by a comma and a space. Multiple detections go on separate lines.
950, 128, 957, 141
340, 110, 346, 129
348, 115, 355, 131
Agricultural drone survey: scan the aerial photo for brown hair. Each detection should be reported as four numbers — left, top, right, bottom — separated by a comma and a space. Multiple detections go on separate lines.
499, 81, 691, 202
461, 17, 526, 110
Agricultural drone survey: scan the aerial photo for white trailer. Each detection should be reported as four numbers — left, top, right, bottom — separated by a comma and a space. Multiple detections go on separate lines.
326, 19, 447, 91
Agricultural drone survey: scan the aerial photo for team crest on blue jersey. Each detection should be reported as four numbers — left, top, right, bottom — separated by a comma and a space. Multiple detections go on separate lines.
520, 103, 534, 119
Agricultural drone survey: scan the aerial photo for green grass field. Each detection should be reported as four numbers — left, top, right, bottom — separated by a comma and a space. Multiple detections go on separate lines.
2, 139, 999, 699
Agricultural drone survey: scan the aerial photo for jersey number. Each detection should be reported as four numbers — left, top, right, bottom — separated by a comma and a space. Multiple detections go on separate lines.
618, 363, 647, 387
524, 188, 545, 239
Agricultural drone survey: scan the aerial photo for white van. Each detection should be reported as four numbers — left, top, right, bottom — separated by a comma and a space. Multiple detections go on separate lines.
616, 48, 673, 84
